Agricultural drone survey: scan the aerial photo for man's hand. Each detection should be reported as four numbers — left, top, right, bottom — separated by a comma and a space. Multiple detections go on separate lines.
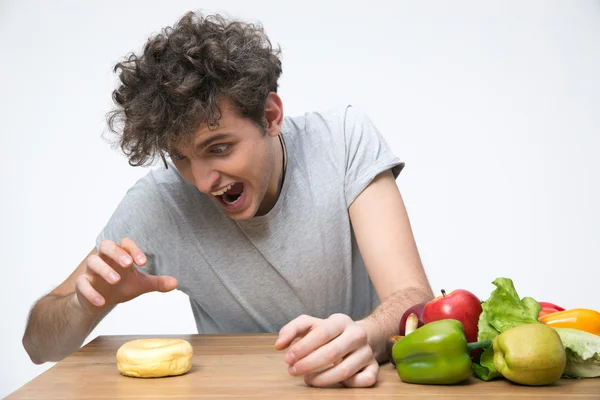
274, 313, 378, 388
75, 238, 178, 314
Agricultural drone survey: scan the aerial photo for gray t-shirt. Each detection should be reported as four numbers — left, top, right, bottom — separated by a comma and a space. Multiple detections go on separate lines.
96, 105, 404, 334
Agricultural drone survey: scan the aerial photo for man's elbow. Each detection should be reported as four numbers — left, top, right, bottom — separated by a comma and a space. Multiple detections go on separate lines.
22, 334, 45, 365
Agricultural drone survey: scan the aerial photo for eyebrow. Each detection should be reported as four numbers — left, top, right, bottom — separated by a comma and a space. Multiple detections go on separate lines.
195, 133, 233, 152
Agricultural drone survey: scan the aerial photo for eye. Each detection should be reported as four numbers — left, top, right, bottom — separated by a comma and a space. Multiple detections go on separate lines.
171, 153, 186, 161
209, 144, 230, 154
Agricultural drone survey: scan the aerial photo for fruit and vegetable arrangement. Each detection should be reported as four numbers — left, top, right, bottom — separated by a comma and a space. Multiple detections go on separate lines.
387, 277, 600, 386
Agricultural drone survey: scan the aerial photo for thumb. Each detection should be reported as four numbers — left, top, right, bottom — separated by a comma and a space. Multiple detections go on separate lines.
141, 275, 178, 293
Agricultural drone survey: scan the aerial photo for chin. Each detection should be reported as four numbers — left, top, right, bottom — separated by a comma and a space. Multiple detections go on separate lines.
226, 209, 255, 221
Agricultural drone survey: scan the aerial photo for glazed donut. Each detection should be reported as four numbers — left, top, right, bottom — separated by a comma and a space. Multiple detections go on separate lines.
116, 338, 193, 378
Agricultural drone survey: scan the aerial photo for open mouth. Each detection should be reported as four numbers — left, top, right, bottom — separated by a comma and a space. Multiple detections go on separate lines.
213, 182, 245, 207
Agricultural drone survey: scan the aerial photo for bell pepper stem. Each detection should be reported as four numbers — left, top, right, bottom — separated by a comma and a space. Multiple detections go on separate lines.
467, 340, 492, 352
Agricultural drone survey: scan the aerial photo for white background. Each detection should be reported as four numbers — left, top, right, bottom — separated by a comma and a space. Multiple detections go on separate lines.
1, 0, 599, 397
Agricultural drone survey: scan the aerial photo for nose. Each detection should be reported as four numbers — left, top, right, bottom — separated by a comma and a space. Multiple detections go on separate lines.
190, 160, 220, 194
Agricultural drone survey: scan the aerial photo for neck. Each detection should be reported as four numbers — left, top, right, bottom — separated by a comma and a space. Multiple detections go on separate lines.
256, 134, 286, 216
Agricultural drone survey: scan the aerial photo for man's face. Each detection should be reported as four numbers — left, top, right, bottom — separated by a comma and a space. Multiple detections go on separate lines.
170, 95, 284, 221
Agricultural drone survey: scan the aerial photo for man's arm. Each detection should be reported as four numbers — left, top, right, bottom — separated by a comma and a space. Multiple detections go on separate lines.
22, 239, 178, 364
275, 169, 433, 387
349, 169, 434, 362
22, 249, 112, 364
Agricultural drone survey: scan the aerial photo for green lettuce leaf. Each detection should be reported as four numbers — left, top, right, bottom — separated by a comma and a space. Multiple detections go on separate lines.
476, 306, 499, 342
472, 346, 501, 381
473, 277, 541, 381
554, 327, 600, 378
472, 311, 502, 381
481, 277, 541, 333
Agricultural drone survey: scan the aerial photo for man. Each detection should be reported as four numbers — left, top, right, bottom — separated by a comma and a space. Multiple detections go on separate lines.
22, 11, 433, 388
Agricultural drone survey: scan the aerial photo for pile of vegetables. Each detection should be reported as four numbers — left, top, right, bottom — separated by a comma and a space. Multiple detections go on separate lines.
388, 277, 600, 385
473, 277, 600, 381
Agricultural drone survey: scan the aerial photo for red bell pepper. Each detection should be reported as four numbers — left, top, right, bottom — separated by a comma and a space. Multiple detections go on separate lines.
538, 301, 565, 318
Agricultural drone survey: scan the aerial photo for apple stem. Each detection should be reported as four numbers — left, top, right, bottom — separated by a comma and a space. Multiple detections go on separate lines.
441, 289, 447, 297
467, 340, 492, 352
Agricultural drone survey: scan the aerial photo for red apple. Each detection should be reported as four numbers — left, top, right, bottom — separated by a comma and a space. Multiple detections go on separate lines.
423, 289, 482, 344
399, 302, 427, 335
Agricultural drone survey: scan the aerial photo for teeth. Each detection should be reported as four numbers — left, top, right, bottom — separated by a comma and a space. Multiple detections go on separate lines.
211, 183, 233, 196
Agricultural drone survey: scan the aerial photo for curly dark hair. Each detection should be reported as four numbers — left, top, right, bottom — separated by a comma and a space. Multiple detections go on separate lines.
105, 11, 283, 167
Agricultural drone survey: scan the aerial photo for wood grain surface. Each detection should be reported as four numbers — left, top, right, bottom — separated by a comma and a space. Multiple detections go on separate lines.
6, 333, 600, 399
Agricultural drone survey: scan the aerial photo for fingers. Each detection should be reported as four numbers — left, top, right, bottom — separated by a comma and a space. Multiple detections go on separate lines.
341, 360, 379, 388
96, 239, 177, 295
278, 313, 378, 388
303, 345, 377, 388
119, 238, 147, 266
283, 313, 350, 365
97, 238, 146, 269
75, 274, 105, 307
90, 238, 147, 286
275, 314, 321, 351
288, 326, 366, 377
97, 240, 133, 268
87, 253, 121, 285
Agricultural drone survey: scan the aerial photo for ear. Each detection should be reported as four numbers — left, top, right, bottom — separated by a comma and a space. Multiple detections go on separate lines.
263, 92, 284, 138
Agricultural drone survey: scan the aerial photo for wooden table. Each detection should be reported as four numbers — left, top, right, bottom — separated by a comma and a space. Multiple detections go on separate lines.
6, 333, 600, 399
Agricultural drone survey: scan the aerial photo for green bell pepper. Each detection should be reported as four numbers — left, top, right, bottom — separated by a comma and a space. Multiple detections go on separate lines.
392, 319, 491, 385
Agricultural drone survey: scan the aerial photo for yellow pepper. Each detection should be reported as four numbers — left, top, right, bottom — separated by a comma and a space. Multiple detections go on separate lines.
538, 308, 600, 336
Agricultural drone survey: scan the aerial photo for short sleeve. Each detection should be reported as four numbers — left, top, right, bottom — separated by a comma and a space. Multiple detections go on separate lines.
95, 172, 172, 277
343, 105, 405, 206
